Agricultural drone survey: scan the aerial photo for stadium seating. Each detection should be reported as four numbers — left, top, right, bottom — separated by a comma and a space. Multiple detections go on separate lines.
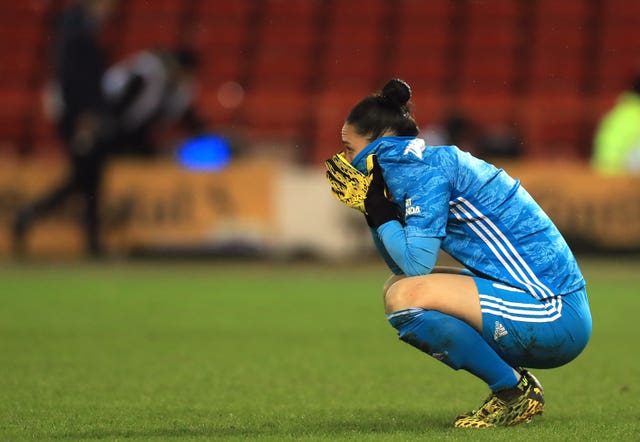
596, 0, 640, 95
1, 0, 639, 161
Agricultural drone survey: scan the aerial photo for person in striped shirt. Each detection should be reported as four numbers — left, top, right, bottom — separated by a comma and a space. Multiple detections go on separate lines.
325, 79, 592, 428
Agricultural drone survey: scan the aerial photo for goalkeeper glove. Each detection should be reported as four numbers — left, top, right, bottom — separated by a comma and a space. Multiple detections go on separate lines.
325, 152, 370, 213
325, 153, 398, 228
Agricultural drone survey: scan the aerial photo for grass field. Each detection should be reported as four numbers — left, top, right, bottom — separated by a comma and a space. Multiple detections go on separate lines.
1, 257, 639, 441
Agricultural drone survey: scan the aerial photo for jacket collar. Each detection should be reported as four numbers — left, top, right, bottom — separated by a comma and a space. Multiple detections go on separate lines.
351, 136, 418, 173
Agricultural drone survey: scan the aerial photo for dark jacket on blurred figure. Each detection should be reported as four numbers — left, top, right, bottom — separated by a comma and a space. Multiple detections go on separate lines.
100, 49, 206, 157
12, 0, 114, 257
54, 1, 110, 146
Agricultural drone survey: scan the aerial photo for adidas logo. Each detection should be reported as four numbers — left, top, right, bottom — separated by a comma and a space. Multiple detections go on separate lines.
494, 321, 508, 341
403, 138, 426, 159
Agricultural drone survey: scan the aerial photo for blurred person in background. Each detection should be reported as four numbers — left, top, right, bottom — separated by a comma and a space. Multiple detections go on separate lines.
420, 111, 477, 152
592, 75, 640, 174
13, 0, 205, 257
475, 120, 523, 160
99, 47, 207, 158
421, 112, 523, 161
13, 41, 207, 257
325, 79, 591, 428
12, 0, 117, 257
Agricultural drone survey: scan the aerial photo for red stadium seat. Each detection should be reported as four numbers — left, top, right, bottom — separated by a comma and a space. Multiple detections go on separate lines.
0, 23, 42, 48
458, 19, 520, 93
310, 89, 370, 163
467, 0, 521, 19
390, 21, 452, 93
250, 18, 316, 90
602, 0, 640, 20
459, 54, 518, 94
0, 0, 48, 20
465, 23, 520, 51
195, 0, 254, 18
520, 94, 586, 158
241, 89, 310, 141
455, 93, 518, 128
528, 16, 588, 94
399, 0, 453, 22
127, 0, 183, 16
0, 49, 40, 87
330, 0, 386, 23
389, 57, 449, 94
595, 23, 640, 94
120, 19, 182, 55
263, 0, 318, 17
0, 87, 35, 153
322, 22, 384, 90
534, 0, 589, 19
529, 53, 586, 94
194, 89, 240, 128
1, 0, 638, 161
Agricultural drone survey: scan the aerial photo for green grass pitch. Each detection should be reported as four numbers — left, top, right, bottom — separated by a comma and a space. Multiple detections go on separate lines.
1, 257, 639, 441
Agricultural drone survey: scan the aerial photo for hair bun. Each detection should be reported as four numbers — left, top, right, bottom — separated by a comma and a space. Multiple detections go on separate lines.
380, 78, 412, 108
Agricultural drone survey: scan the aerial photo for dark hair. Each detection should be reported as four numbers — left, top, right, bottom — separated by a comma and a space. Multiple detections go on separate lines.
345, 79, 419, 142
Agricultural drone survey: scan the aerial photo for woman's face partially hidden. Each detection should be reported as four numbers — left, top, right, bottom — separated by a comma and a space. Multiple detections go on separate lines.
341, 123, 371, 163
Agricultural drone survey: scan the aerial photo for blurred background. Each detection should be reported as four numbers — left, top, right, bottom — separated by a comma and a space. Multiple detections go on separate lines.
0, 0, 639, 260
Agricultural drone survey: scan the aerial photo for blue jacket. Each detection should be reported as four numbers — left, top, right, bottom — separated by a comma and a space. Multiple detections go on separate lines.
351, 136, 584, 298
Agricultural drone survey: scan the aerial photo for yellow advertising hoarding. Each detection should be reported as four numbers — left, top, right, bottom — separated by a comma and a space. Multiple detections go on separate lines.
502, 162, 640, 250
0, 159, 638, 257
0, 159, 276, 257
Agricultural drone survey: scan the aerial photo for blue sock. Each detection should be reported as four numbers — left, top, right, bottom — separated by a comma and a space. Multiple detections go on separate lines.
388, 308, 519, 391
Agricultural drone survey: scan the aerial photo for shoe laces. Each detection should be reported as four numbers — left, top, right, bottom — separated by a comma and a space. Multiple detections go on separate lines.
474, 394, 508, 418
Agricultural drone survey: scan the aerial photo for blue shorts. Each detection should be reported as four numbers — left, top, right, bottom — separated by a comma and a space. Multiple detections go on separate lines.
473, 277, 592, 369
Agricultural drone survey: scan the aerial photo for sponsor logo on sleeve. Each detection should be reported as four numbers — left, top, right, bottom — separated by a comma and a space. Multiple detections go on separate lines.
405, 198, 421, 216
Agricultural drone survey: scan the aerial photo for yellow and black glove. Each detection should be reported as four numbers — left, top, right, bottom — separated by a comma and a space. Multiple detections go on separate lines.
325, 152, 371, 213
325, 153, 398, 228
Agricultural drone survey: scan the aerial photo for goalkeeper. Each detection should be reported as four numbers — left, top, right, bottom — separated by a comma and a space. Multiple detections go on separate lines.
325, 79, 592, 428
